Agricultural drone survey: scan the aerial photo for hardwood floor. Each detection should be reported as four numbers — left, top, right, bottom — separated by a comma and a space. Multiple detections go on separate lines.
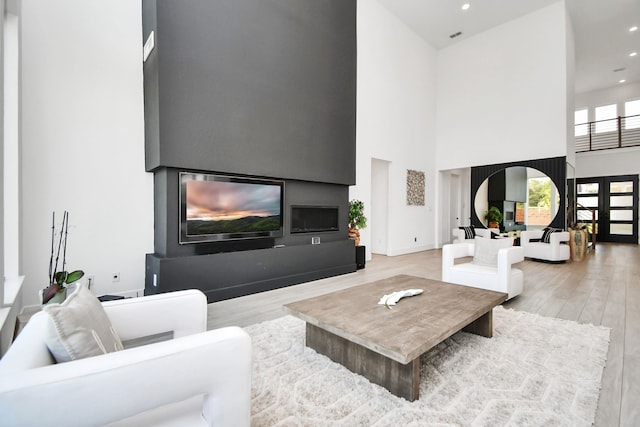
207, 242, 639, 426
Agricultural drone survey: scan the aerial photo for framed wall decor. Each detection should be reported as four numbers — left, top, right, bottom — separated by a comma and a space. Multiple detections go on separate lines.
407, 169, 425, 206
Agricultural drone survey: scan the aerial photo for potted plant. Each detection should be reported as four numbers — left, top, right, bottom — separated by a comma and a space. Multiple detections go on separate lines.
348, 199, 367, 246
484, 206, 503, 229
42, 211, 84, 304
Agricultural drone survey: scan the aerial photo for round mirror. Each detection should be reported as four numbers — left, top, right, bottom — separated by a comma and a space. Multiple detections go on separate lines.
474, 167, 560, 231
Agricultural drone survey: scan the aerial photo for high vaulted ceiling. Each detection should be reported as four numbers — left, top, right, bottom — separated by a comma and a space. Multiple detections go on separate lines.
375, 0, 640, 94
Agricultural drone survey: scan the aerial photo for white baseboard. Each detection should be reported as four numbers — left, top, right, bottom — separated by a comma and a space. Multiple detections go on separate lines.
386, 244, 435, 257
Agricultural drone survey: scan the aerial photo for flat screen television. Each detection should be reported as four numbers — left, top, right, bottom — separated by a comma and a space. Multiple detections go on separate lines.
180, 172, 284, 244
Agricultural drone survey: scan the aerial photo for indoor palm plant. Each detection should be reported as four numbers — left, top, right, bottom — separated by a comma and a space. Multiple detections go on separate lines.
42, 211, 84, 304
348, 199, 367, 246
484, 206, 503, 229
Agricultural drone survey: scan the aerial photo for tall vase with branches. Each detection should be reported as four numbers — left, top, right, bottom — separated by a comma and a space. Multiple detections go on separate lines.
42, 211, 84, 304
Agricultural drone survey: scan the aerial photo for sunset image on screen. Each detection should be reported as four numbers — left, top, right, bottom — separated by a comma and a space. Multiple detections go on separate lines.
185, 179, 281, 236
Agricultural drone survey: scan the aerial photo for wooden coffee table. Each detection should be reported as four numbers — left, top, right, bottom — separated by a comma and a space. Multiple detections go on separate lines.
283, 274, 507, 401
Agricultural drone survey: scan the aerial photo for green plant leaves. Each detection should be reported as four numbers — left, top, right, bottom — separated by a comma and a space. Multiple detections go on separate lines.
54, 269, 85, 285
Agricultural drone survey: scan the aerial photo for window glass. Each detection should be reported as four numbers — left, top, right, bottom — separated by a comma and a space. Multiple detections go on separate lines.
610, 224, 633, 235
610, 181, 633, 193
577, 196, 599, 208
610, 210, 633, 221
625, 99, 640, 130
577, 183, 599, 194
610, 195, 633, 207
595, 104, 617, 133
574, 109, 588, 136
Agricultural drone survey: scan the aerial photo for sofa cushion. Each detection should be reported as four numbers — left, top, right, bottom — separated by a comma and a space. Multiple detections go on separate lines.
541, 227, 563, 243
43, 283, 123, 363
473, 237, 514, 266
459, 225, 475, 240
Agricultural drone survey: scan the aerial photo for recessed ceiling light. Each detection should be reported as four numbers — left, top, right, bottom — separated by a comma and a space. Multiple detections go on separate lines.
462, 3, 470, 11
630, 26, 638, 32
630, 52, 638, 57
619, 79, 626, 84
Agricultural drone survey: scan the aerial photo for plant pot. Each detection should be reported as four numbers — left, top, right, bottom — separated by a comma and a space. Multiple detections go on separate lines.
348, 227, 360, 246
42, 284, 67, 305
488, 221, 500, 230
569, 229, 588, 261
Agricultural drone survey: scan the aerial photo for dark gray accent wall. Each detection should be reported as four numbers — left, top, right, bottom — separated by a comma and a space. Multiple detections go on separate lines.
142, 1, 358, 301
146, 240, 356, 302
143, 0, 357, 185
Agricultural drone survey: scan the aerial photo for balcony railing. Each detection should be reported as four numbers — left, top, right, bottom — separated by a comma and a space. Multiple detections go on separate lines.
575, 114, 640, 152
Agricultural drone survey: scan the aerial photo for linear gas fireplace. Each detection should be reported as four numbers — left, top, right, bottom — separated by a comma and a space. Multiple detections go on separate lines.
291, 206, 340, 233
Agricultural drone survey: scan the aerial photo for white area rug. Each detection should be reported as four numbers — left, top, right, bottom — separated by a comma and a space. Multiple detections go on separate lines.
245, 306, 610, 426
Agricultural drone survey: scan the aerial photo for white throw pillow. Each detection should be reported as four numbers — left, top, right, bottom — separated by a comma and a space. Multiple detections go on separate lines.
43, 283, 123, 363
473, 236, 514, 267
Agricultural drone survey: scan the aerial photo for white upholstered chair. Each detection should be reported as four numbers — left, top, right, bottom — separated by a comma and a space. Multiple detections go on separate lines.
442, 238, 524, 299
520, 228, 570, 262
0, 289, 252, 427
452, 226, 499, 243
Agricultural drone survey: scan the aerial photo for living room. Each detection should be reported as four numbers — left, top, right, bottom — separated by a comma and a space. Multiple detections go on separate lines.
1, 0, 639, 424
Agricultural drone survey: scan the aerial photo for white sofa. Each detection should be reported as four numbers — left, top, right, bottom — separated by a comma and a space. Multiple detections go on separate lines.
452, 227, 499, 243
0, 290, 252, 427
442, 240, 524, 299
520, 229, 570, 262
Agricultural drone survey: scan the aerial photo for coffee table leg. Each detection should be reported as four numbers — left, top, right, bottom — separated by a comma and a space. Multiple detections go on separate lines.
306, 323, 420, 401
462, 309, 493, 338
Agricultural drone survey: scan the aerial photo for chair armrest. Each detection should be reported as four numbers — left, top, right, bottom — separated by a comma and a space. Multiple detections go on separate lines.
550, 231, 570, 245
475, 228, 492, 238
103, 290, 208, 341
520, 230, 543, 246
442, 243, 474, 266
443, 243, 474, 283
498, 246, 524, 269
0, 326, 252, 427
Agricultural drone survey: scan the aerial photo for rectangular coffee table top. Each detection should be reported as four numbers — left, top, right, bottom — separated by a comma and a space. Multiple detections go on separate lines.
283, 274, 507, 364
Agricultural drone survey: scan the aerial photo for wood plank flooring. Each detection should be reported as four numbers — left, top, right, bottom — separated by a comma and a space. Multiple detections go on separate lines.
207, 242, 639, 426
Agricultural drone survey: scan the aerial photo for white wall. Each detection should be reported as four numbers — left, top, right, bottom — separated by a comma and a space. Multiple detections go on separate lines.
20, 0, 153, 305
354, 0, 438, 257
576, 147, 640, 179
575, 82, 640, 119
436, 2, 572, 171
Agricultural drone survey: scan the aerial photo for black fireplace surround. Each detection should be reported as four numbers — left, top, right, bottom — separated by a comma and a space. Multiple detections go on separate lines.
142, 0, 358, 302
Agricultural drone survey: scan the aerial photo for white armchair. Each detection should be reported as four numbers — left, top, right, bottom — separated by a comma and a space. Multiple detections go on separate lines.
452, 227, 499, 243
0, 290, 252, 427
520, 229, 570, 262
442, 239, 524, 299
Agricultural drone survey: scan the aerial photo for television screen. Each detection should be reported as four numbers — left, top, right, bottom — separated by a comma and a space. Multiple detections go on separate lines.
180, 172, 284, 244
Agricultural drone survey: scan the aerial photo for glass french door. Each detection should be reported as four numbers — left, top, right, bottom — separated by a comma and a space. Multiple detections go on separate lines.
576, 175, 638, 243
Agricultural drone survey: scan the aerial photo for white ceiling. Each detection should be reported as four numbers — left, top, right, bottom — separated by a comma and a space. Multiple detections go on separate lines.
375, 0, 640, 94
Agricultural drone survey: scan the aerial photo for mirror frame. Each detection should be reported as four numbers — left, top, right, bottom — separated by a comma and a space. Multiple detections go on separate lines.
470, 156, 567, 230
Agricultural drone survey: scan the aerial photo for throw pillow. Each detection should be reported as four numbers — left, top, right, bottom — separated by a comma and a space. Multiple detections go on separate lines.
43, 283, 123, 363
459, 225, 475, 240
541, 227, 562, 243
473, 236, 514, 267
